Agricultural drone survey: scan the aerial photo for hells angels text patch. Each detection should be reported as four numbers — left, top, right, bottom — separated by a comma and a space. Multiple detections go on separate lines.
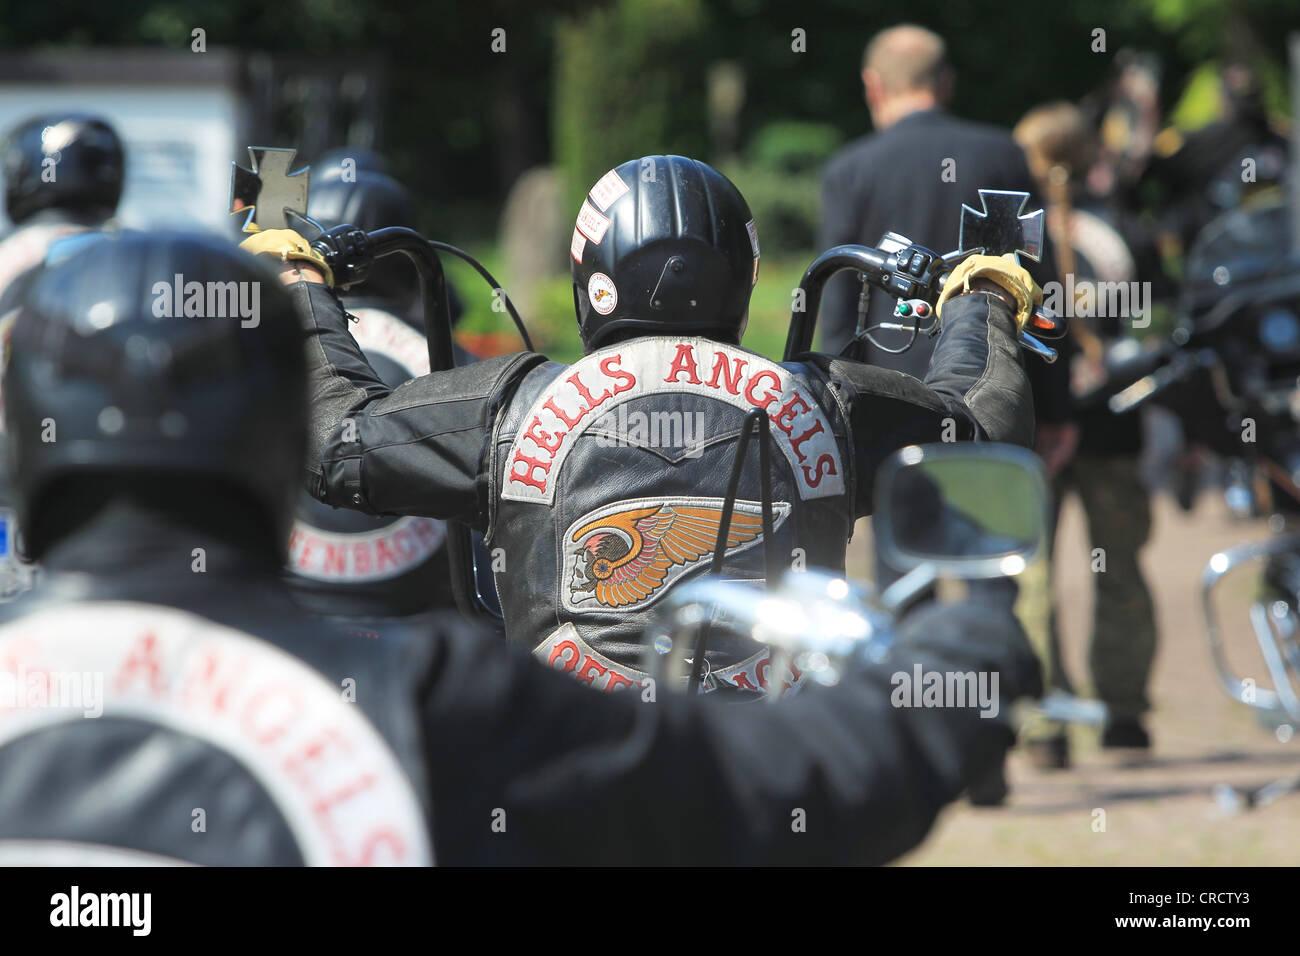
500, 337, 844, 504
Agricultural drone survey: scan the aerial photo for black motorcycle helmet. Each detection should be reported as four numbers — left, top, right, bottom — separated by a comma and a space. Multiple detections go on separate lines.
312, 146, 391, 182
3, 113, 124, 226
308, 170, 421, 306
570, 155, 759, 351
3, 231, 307, 561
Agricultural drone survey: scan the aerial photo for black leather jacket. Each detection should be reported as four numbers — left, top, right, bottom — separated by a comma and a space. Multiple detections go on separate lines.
0, 503, 1041, 865
298, 282, 1033, 684
284, 300, 457, 619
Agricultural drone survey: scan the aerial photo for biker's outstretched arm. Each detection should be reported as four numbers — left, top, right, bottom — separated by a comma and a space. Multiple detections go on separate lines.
423, 591, 1040, 865
802, 288, 1034, 518
291, 280, 542, 527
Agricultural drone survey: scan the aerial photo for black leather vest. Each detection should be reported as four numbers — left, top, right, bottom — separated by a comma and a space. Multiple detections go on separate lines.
486, 335, 861, 690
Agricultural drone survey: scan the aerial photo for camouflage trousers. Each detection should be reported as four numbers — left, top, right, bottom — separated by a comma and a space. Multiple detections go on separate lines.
1016, 455, 1158, 739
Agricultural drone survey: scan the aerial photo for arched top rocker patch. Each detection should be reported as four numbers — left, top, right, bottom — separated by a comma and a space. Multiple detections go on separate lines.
501, 337, 844, 505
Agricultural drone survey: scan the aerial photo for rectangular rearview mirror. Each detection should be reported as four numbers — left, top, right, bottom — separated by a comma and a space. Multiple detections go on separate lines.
873, 443, 1050, 579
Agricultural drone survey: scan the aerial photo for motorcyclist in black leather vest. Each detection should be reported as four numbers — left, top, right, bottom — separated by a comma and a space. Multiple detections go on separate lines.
0, 229, 1043, 865
250, 155, 1040, 694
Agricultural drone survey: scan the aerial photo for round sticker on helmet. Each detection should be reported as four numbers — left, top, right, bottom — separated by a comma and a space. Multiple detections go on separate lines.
588, 272, 618, 315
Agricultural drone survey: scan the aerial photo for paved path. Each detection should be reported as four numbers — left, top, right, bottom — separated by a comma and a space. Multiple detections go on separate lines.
895, 492, 1300, 865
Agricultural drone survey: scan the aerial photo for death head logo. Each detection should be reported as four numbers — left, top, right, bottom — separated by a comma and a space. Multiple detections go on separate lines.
563, 497, 790, 613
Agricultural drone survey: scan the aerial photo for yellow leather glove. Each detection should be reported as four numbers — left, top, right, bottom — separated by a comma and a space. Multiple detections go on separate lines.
239, 228, 334, 287
935, 253, 1041, 330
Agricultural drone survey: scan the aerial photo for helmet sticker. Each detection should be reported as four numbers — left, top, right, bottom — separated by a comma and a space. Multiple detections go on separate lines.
588, 272, 618, 315
576, 200, 611, 244
570, 226, 586, 264
746, 219, 760, 285
589, 169, 630, 212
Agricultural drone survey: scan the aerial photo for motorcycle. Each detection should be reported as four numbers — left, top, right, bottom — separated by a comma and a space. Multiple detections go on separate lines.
1091, 196, 1300, 808
642, 441, 1051, 700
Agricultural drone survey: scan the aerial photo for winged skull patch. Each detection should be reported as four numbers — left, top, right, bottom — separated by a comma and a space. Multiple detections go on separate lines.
562, 496, 791, 613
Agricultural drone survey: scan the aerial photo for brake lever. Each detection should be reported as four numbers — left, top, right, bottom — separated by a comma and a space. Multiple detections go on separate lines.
1019, 330, 1058, 363
1021, 305, 1065, 362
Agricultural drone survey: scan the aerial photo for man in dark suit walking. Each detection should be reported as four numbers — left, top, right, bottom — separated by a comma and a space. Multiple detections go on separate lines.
820, 23, 1075, 476
821, 25, 1076, 804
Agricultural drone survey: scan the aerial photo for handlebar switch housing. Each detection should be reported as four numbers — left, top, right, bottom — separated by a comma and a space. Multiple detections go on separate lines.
311, 225, 374, 289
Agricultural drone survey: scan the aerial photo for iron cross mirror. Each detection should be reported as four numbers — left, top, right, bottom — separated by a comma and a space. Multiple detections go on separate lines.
958, 190, 1044, 264
230, 147, 311, 231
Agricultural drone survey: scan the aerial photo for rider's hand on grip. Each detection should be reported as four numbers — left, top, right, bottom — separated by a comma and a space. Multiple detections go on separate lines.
936, 253, 1041, 331
309, 225, 374, 290
239, 228, 335, 287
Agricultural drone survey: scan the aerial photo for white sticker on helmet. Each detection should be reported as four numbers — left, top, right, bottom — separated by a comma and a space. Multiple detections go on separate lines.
588, 272, 618, 315
746, 219, 760, 285
589, 169, 630, 212
570, 226, 586, 264
576, 201, 611, 245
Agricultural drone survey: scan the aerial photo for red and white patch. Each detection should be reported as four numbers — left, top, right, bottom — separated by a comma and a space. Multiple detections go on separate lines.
346, 306, 431, 375
0, 603, 432, 866
587, 272, 618, 315
288, 517, 446, 583
588, 169, 630, 212
534, 623, 807, 696
570, 227, 586, 265
500, 337, 844, 505
575, 200, 611, 245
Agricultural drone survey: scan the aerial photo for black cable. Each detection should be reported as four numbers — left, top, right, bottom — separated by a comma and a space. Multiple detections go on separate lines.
687, 408, 776, 694
427, 240, 535, 352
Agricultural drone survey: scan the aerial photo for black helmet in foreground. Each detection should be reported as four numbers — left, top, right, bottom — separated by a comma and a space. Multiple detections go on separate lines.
3, 113, 124, 226
3, 231, 307, 559
570, 155, 760, 351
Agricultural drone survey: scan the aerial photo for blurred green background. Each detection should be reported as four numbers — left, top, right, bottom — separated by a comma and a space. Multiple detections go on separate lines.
4, 0, 1294, 362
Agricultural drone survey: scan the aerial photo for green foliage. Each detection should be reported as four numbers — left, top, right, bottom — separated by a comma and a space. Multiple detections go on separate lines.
553, 0, 710, 214
449, 242, 814, 364
720, 161, 821, 255
1169, 62, 1227, 131
745, 121, 843, 174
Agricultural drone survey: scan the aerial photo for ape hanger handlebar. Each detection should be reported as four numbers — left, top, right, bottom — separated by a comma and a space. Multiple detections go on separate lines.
782, 238, 1066, 363
309, 223, 532, 624
783, 189, 1068, 363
